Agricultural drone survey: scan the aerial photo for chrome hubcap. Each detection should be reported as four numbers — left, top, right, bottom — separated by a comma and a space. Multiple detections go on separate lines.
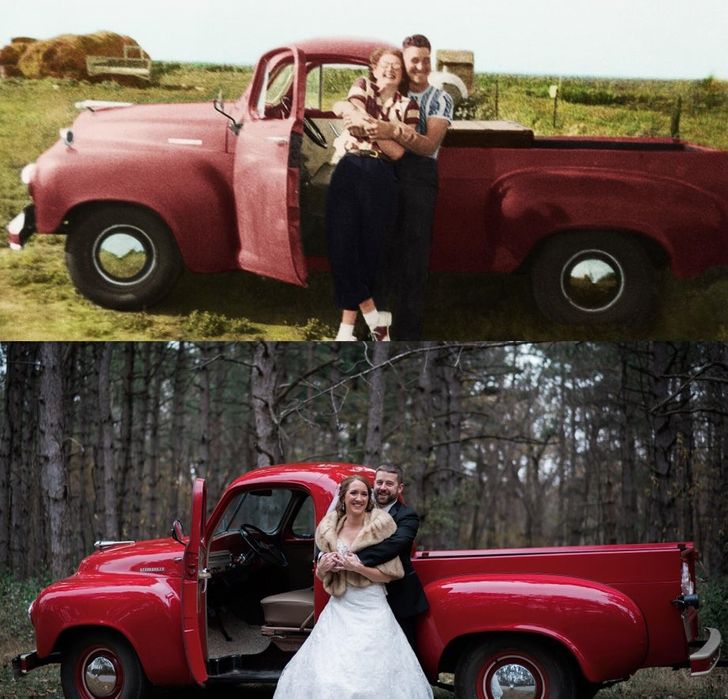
560, 249, 625, 313
93, 224, 156, 286
84, 655, 118, 697
488, 663, 538, 698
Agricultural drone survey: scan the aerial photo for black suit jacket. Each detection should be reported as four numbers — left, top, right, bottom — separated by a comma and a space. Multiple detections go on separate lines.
356, 501, 429, 619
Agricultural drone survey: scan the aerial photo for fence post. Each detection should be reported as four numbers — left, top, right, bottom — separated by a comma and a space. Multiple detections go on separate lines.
549, 84, 559, 128
671, 96, 682, 139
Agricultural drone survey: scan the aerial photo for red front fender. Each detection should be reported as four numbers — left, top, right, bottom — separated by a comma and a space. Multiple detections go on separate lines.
32, 574, 192, 687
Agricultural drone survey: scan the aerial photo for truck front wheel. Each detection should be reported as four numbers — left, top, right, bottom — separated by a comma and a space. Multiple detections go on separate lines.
60, 630, 150, 699
66, 206, 183, 311
455, 636, 577, 699
530, 231, 656, 325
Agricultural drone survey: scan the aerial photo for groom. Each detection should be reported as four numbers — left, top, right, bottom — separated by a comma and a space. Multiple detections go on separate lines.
356, 465, 429, 648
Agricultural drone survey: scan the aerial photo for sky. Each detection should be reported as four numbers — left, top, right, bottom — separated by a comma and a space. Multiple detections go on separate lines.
3, 0, 727, 79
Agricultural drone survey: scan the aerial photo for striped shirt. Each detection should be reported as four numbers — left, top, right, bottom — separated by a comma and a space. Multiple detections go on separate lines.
337, 77, 420, 157
408, 84, 454, 159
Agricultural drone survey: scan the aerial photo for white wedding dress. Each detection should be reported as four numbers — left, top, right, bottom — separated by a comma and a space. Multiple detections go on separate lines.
273, 545, 433, 698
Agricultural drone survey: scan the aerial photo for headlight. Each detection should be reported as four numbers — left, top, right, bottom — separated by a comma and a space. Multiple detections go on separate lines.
20, 163, 36, 185
59, 128, 74, 147
681, 561, 695, 596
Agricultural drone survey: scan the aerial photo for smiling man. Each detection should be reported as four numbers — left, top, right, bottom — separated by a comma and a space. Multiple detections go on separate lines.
365, 34, 454, 340
356, 465, 429, 648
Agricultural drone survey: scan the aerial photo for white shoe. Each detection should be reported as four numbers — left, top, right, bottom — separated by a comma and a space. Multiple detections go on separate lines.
369, 311, 391, 341
335, 323, 357, 341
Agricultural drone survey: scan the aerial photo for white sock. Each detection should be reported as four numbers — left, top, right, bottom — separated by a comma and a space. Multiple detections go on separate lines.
335, 323, 356, 341
363, 310, 380, 328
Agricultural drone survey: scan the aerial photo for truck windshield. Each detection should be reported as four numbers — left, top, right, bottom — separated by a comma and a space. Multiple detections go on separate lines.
305, 63, 367, 111
214, 488, 293, 535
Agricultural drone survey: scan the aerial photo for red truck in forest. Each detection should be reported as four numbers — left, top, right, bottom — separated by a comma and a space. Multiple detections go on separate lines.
7, 38, 728, 325
12, 463, 721, 699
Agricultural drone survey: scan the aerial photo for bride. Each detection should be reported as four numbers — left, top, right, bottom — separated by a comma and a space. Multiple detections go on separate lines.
273, 475, 433, 698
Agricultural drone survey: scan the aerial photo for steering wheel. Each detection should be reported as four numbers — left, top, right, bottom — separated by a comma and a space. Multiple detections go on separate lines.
303, 115, 327, 148
279, 95, 292, 117
239, 523, 288, 567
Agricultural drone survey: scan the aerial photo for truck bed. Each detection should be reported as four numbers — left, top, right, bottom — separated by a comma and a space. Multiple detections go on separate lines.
443, 120, 710, 151
414, 541, 693, 669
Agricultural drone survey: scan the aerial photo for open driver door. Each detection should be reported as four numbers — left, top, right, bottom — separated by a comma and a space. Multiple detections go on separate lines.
233, 46, 308, 286
182, 478, 209, 685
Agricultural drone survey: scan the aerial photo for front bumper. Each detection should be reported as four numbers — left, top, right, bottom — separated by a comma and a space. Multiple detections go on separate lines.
11, 650, 60, 679
689, 626, 721, 675
7, 204, 36, 249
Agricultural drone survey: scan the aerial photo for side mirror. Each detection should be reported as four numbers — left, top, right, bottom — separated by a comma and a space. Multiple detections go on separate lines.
171, 519, 185, 545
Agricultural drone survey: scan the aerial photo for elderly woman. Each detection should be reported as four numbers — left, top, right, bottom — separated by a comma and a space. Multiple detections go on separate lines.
273, 475, 433, 698
327, 48, 420, 341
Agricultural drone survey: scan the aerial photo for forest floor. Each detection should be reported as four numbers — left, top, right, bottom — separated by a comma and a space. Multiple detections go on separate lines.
1, 577, 726, 698
2, 66, 728, 340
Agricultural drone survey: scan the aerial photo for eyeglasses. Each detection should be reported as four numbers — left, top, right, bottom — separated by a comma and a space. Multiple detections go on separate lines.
377, 62, 403, 71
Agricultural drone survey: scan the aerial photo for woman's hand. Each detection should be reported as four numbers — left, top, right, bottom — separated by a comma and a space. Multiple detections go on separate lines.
338, 553, 364, 573
316, 552, 342, 575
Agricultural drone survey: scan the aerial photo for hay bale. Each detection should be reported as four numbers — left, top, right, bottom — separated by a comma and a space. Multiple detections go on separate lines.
0, 37, 36, 76
16, 31, 149, 82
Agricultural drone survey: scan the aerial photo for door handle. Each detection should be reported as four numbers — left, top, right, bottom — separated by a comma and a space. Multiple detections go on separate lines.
199, 568, 212, 580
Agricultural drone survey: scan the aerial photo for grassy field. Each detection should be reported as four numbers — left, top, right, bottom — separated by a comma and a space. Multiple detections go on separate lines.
1, 64, 728, 340
2, 576, 726, 699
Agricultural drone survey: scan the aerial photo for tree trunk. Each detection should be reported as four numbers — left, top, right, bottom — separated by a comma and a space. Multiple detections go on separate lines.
251, 342, 281, 466
618, 346, 638, 542
648, 342, 683, 540
169, 342, 188, 525
97, 343, 118, 539
142, 344, 164, 533
38, 343, 72, 578
118, 343, 135, 534
364, 343, 389, 467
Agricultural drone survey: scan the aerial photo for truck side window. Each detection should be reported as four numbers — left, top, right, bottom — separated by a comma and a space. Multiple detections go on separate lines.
255, 61, 294, 119
291, 496, 315, 538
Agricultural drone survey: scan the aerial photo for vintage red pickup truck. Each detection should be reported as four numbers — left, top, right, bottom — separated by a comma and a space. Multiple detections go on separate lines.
12, 463, 721, 699
7, 38, 728, 325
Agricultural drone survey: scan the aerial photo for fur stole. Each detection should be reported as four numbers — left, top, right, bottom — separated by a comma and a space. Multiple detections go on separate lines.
315, 508, 404, 597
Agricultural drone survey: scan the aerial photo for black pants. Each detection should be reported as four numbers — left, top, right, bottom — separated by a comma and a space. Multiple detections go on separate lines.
396, 613, 419, 651
326, 154, 398, 311
377, 153, 439, 340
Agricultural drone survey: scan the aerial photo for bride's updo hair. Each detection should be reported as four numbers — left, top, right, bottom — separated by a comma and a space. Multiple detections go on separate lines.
336, 475, 374, 517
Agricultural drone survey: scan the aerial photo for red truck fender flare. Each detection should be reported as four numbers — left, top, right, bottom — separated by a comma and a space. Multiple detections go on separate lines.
418, 573, 648, 684
32, 575, 191, 687
33, 142, 238, 274
487, 166, 728, 278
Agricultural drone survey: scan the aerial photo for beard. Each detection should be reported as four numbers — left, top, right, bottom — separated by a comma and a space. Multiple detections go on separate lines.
375, 490, 397, 507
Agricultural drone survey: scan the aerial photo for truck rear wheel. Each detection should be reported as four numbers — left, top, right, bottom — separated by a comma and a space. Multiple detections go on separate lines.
455, 636, 577, 699
65, 205, 183, 311
60, 630, 150, 699
530, 231, 656, 325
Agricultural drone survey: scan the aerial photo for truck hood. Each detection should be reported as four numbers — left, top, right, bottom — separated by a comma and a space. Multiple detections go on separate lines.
76, 537, 185, 578
69, 102, 229, 153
